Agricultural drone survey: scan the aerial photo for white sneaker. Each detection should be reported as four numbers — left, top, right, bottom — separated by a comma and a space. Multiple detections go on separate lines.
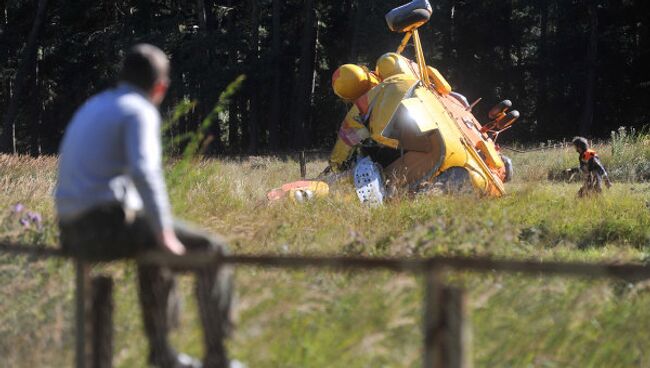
230, 360, 247, 368
177, 353, 202, 368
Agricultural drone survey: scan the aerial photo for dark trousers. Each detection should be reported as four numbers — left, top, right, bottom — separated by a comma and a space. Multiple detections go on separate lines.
59, 205, 233, 368
578, 172, 603, 197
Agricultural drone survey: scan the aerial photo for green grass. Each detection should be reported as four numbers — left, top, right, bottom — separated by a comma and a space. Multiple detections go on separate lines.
1, 136, 650, 367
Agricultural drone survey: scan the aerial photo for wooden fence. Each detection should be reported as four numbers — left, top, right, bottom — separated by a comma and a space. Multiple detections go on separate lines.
2, 242, 650, 368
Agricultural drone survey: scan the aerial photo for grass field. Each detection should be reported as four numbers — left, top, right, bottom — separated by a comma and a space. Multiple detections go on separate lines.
2, 131, 650, 367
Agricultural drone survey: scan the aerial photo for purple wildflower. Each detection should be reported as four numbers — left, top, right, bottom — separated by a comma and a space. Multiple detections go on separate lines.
11, 203, 25, 214
27, 211, 42, 225
27, 211, 43, 229
19, 217, 30, 228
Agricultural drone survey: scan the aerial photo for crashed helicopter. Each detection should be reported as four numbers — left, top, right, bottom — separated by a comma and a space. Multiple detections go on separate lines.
267, 0, 520, 204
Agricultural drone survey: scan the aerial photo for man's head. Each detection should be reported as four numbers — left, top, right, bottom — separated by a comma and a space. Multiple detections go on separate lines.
119, 44, 170, 106
572, 137, 589, 153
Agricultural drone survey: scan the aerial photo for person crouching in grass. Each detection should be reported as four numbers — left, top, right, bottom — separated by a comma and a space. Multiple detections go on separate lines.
572, 137, 612, 197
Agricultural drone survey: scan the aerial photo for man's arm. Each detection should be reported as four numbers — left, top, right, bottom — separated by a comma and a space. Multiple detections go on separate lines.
124, 106, 185, 254
329, 105, 370, 171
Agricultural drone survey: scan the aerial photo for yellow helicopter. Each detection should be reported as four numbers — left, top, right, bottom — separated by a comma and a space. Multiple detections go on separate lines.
268, 0, 520, 204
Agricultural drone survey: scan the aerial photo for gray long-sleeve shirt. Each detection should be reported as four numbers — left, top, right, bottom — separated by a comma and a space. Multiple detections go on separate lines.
55, 83, 173, 232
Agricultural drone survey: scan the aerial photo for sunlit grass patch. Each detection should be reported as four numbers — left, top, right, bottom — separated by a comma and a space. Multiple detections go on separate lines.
1, 136, 650, 367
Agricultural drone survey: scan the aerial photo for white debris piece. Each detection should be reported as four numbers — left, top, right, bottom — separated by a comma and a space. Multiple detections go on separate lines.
353, 157, 386, 206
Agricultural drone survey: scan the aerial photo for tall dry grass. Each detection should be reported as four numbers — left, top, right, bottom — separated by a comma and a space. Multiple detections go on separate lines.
1, 134, 650, 367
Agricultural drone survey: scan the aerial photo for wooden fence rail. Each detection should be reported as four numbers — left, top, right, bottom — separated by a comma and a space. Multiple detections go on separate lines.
2, 241, 650, 368
3, 243, 650, 279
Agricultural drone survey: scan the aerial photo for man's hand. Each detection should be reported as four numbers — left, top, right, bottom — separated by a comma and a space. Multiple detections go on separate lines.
158, 229, 186, 255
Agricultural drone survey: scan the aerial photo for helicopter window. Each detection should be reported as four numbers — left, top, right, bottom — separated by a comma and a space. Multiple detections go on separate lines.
382, 96, 436, 141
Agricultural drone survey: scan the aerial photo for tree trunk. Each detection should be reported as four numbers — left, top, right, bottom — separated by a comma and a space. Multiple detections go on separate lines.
199, 0, 221, 153
579, 2, 598, 136
197, 0, 216, 31
1, 0, 48, 153
102, 0, 116, 25
306, 10, 320, 143
30, 50, 41, 156
1, 0, 8, 126
501, 0, 515, 98
247, 0, 259, 153
228, 101, 239, 151
268, 0, 282, 150
222, 0, 239, 152
197, 0, 207, 29
204, 0, 216, 30
1, 0, 6, 30
291, 0, 316, 149
238, 94, 249, 152
348, 0, 366, 62
536, 0, 549, 134
8, 79, 13, 153
444, 0, 457, 81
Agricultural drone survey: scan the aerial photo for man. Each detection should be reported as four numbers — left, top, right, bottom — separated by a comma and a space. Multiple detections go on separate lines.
55, 44, 234, 368
572, 136, 612, 197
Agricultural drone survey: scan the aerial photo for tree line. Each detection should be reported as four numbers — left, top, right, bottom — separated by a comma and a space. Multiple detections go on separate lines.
1, 0, 649, 156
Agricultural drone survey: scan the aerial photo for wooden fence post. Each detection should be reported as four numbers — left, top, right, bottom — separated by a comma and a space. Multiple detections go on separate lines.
75, 260, 92, 368
423, 271, 472, 368
444, 287, 472, 368
299, 151, 307, 178
423, 270, 443, 368
91, 276, 113, 368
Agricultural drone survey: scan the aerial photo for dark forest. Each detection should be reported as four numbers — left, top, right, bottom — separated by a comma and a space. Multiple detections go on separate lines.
1, 0, 649, 155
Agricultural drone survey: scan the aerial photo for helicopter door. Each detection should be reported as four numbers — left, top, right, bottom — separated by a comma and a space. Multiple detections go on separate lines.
382, 96, 437, 145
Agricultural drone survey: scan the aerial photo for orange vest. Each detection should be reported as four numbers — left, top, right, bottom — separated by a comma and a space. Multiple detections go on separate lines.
581, 149, 597, 163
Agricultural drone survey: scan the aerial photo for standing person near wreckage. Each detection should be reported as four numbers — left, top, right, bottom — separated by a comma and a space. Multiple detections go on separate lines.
572, 137, 612, 197
55, 44, 239, 368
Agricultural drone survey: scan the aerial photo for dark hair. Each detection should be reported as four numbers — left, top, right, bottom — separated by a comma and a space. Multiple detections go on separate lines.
572, 136, 589, 151
118, 44, 169, 91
